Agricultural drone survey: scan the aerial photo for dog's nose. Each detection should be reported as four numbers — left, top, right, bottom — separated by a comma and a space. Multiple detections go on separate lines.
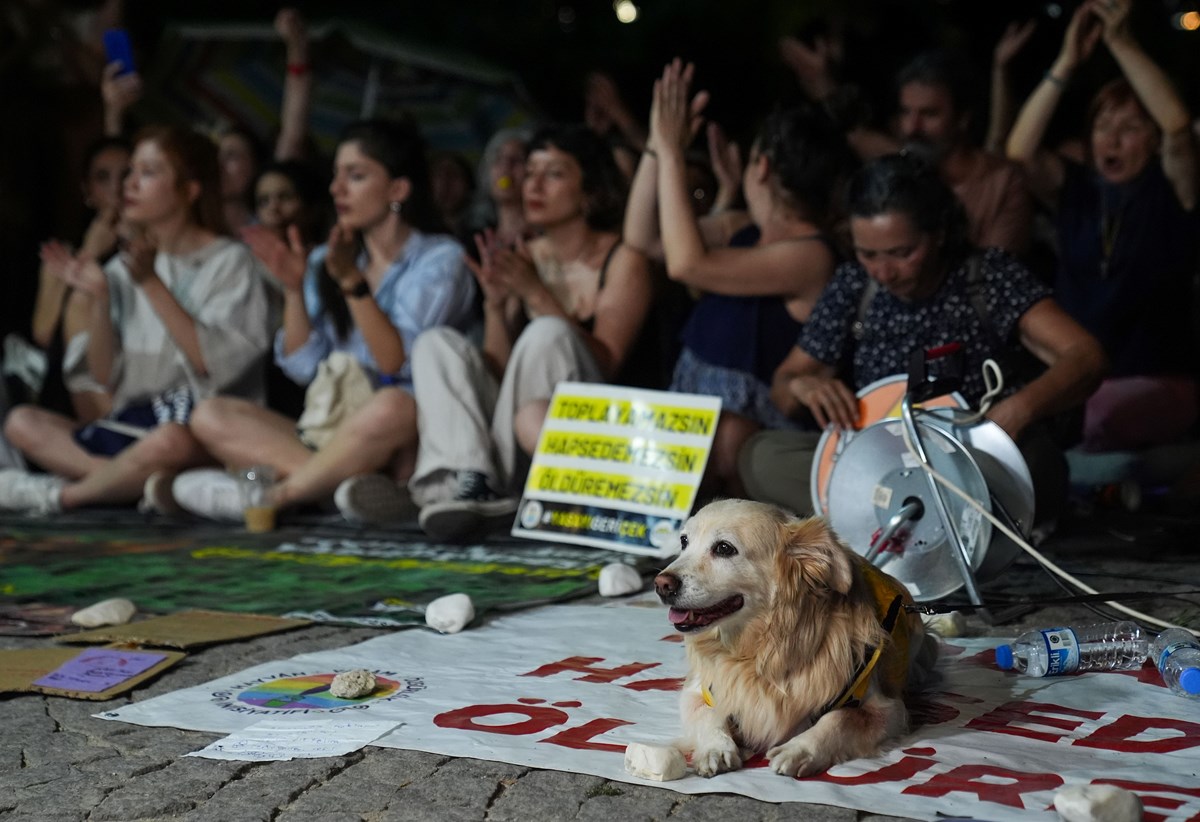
654, 572, 680, 601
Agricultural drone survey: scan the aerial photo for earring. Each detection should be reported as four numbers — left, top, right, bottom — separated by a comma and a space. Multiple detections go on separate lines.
389, 201, 402, 214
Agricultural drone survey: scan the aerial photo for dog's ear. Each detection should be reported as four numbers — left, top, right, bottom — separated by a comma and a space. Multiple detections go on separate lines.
783, 517, 855, 596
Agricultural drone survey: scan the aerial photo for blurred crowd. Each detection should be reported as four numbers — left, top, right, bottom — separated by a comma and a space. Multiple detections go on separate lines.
0, 0, 1197, 536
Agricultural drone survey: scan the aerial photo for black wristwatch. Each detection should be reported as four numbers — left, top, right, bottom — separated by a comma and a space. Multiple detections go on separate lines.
342, 280, 371, 299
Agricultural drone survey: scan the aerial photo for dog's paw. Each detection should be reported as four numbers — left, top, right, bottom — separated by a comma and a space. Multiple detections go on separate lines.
767, 737, 832, 778
691, 741, 741, 777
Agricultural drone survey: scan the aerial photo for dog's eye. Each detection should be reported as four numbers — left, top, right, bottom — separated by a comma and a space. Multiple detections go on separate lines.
679, 534, 688, 551
712, 540, 738, 558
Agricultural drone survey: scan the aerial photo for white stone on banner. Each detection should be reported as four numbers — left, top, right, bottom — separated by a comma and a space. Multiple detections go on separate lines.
624, 742, 687, 781
330, 669, 377, 699
1054, 783, 1143, 822
424, 593, 474, 634
598, 563, 643, 596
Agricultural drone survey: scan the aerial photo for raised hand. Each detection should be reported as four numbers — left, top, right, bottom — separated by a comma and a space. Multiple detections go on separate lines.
274, 7, 307, 48
39, 240, 75, 280
60, 257, 109, 300
1057, 3, 1102, 73
323, 222, 360, 289
778, 35, 836, 100
100, 61, 143, 135
994, 20, 1037, 69
122, 228, 158, 286
78, 206, 121, 261
648, 59, 709, 155
242, 223, 307, 292
490, 235, 541, 302
706, 122, 743, 201
463, 228, 512, 307
1088, 0, 1132, 45
584, 71, 638, 135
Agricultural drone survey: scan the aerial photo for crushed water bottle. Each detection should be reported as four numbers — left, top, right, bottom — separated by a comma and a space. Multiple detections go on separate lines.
1150, 627, 1200, 699
995, 620, 1148, 677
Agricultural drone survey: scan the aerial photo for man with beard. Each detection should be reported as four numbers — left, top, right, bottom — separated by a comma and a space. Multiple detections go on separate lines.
783, 45, 1034, 256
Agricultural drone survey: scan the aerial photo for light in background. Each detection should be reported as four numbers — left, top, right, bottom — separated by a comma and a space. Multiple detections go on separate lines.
614, 0, 639, 24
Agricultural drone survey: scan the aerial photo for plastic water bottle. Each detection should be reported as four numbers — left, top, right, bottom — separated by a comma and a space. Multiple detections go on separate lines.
994, 621, 1147, 677
1150, 628, 1200, 699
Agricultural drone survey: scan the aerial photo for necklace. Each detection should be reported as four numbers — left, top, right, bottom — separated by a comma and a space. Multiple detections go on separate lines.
1098, 188, 1126, 281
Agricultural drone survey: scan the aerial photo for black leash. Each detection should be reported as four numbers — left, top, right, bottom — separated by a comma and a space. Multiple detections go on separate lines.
906, 589, 1200, 615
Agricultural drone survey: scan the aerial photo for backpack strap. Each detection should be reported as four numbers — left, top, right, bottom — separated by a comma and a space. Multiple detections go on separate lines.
851, 278, 879, 341
963, 253, 1000, 348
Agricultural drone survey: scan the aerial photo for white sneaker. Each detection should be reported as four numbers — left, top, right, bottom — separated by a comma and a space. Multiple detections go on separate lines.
418, 470, 518, 541
0, 469, 65, 515
172, 468, 243, 522
334, 474, 416, 525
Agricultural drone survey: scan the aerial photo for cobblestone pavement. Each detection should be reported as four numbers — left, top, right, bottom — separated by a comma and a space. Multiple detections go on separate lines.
2, 504, 1197, 821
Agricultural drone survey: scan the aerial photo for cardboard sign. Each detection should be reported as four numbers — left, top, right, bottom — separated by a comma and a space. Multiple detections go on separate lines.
512, 383, 720, 557
33, 648, 168, 692
0, 645, 185, 700
60, 610, 309, 649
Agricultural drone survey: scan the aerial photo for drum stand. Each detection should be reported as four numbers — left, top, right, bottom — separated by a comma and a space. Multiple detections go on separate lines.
827, 346, 1037, 625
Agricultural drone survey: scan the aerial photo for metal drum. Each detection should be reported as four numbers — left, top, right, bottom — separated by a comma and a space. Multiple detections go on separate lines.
923, 409, 1033, 582
825, 413, 1034, 601
809, 375, 966, 517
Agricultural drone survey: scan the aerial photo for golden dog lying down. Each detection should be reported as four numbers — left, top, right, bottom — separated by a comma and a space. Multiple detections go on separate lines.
654, 499, 938, 778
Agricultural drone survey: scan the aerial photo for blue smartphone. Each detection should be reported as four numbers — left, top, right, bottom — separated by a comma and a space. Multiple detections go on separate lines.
103, 28, 136, 76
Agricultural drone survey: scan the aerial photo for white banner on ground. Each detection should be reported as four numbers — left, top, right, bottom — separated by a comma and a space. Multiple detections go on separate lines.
98, 601, 1200, 821
512, 383, 721, 558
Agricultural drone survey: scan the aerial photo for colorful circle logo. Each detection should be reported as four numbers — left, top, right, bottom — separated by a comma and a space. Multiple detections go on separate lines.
237, 674, 401, 709
519, 499, 543, 529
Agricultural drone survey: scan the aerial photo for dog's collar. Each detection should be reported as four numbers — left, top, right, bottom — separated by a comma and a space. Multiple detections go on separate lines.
819, 592, 905, 716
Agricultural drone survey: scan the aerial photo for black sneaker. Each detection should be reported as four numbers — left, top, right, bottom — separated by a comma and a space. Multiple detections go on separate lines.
418, 471, 518, 541
334, 474, 417, 525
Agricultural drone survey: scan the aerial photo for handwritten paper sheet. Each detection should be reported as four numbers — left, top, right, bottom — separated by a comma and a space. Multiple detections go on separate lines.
185, 717, 400, 761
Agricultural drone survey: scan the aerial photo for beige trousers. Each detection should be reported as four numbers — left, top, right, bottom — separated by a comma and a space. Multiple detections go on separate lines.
408, 316, 603, 506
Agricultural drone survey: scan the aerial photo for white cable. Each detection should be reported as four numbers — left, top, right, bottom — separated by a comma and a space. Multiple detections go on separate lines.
944, 358, 1004, 425
900, 404, 1200, 640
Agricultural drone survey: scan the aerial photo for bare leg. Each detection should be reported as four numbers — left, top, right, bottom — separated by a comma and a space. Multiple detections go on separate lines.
189, 396, 313, 479
274, 387, 417, 508
4, 405, 106, 479
59, 423, 214, 509
514, 399, 550, 456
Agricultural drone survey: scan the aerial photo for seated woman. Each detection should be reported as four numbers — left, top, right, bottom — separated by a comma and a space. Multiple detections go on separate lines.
1006, 0, 1198, 452
462, 126, 532, 249
242, 159, 331, 416
0, 124, 272, 514
624, 59, 854, 496
382, 124, 653, 539
30, 136, 130, 424
159, 118, 478, 523
739, 153, 1107, 525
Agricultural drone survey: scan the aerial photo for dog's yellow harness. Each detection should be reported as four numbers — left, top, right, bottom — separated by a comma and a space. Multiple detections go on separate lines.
821, 555, 913, 714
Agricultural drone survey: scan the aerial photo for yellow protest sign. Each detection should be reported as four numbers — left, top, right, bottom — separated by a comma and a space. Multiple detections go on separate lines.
513, 383, 721, 557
